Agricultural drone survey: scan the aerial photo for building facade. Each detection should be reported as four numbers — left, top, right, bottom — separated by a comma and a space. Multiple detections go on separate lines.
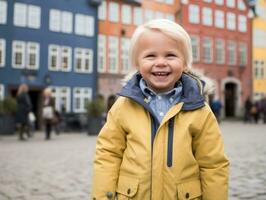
252, 0, 266, 100
178, 0, 253, 117
97, 0, 179, 104
0, 0, 100, 128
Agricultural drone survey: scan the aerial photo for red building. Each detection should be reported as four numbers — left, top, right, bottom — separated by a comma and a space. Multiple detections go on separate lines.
178, 0, 253, 117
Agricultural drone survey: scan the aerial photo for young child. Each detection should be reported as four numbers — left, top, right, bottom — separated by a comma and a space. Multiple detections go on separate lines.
91, 19, 229, 200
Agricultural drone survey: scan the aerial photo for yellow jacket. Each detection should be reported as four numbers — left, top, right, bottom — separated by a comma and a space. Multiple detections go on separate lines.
91, 73, 229, 200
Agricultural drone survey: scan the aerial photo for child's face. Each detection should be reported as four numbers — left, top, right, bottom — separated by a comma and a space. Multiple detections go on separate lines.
136, 30, 185, 93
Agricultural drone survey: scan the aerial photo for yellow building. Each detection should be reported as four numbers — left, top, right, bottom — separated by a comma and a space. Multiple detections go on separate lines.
253, 0, 266, 100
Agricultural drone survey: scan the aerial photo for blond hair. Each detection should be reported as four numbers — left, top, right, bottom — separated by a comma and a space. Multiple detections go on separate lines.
129, 19, 193, 70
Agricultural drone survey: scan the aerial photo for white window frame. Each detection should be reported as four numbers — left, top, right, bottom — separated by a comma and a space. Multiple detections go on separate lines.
121, 37, 130, 74
73, 87, 92, 113
237, 0, 246, 10
98, 34, 106, 73
215, 0, 224, 5
191, 36, 200, 62
49, 9, 61, 32
109, 2, 119, 22
61, 46, 72, 72
144, 9, 154, 22
75, 14, 94, 37
189, 5, 200, 24
228, 41, 236, 65
0, 39, 6, 67
202, 7, 213, 26
51, 87, 71, 112
226, 0, 235, 8
28, 5, 41, 29
239, 42, 247, 66
165, 14, 175, 21
203, 37, 213, 64
155, 11, 164, 19
74, 48, 93, 73
48, 45, 60, 71
98, 1, 107, 20
215, 10, 224, 28
253, 29, 266, 48
108, 36, 119, 73
26, 42, 39, 70
133, 7, 142, 25
61, 11, 73, 34
238, 15, 247, 32
121, 5, 132, 25
165, 0, 174, 5
215, 39, 225, 64
203, 0, 212, 3
226, 12, 236, 30
0, 84, 4, 100
0, 0, 7, 24
14, 3, 27, 27
12, 41, 26, 69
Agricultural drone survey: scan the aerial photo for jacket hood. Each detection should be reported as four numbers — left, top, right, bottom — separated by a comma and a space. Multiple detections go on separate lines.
118, 72, 205, 111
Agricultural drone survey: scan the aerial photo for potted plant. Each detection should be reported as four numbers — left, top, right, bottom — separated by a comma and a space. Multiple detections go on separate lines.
0, 96, 17, 135
86, 95, 105, 135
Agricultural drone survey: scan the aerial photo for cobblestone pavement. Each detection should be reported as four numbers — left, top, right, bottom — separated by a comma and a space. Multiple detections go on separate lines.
0, 121, 265, 200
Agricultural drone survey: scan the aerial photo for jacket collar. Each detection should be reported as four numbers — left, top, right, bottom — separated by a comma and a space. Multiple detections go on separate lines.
117, 72, 205, 111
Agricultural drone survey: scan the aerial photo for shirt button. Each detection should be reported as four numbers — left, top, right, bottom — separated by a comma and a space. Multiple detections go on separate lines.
159, 112, 164, 116
106, 192, 113, 199
185, 192, 190, 198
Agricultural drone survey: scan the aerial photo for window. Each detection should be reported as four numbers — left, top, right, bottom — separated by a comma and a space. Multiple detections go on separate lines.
215, 39, 225, 64
0, 39, 6, 67
48, 45, 60, 71
202, 7, 213, 26
73, 87, 92, 113
165, 0, 174, 4
27, 42, 39, 70
239, 42, 247, 66
237, 0, 246, 10
133, 7, 142, 25
61, 46, 72, 71
109, 2, 119, 22
238, 15, 247, 32
50, 9, 73, 33
14, 3, 41, 29
98, 1, 106, 20
226, 12, 236, 30
203, 0, 212, 2
226, 0, 235, 8
203, 37, 213, 63
144, 9, 154, 22
155, 11, 164, 19
121, 38, 130, 74
215, 0, 224, 5
0, 84, 4, 100
98, 34, 106, 73
257, 6, 266, 20
12, 41, 26, 69
75, 14, 94, 37
228, 41, 236, 65
215, 10, 224, 28
108, 36, 119, 73
122, 5, 131, 24
191, 36, 200, 62
253, 29, 266, 48
51, 87, 71, 112
49, 45, 71, 71
0, 0, 7, 24
165, 14, 175, 21
74, 48, 93, 73
189, 5, 200, 24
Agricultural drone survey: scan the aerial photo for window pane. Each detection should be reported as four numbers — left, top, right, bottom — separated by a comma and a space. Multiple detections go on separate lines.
61, 11, 73, 33
14, 3, 27, 27
0, 39, 6, 67
49, 9, 61, 32
0, 1, 7, 24
28, 5, 41, 29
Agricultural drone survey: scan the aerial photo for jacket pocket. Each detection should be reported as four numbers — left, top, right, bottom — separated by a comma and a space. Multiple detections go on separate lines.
116, 176, 139, 200
177, 179, 202, 200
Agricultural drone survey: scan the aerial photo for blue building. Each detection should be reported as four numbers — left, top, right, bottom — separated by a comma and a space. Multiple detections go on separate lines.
0, 0, 101, 128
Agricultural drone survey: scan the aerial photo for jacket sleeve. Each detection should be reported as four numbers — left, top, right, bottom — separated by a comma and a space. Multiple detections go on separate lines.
91, 111, 126, 200
192, 107, 229, 200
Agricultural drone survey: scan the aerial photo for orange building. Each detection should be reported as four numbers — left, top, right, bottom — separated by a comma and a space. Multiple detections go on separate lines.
178, 0, 253, 117
97, 0, 180, 105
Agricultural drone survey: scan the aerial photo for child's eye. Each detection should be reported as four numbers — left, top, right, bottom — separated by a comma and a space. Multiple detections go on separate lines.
145, 54, 155, 59
166, 53, 177, 57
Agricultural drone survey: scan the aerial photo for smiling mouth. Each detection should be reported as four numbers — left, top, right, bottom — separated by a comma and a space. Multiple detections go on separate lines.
152, 72, 170, 76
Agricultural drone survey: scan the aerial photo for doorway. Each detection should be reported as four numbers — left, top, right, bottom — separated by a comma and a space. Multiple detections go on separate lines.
224, 83, 237, 117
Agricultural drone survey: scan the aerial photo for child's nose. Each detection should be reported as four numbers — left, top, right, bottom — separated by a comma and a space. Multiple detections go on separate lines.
154, 58, 168, 67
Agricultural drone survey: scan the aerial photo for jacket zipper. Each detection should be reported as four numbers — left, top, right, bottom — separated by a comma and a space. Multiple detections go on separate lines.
167, 117, 175, 167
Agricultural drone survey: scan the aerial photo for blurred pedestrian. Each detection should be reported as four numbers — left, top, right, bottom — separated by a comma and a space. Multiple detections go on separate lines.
261, 96, 266, 123
244, 96, 252, 123
42, 88, 56, 140
210, 97, 222, 123
250, 101, 259, 123
16, 83, 32, 140
91, 19, 229, 200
